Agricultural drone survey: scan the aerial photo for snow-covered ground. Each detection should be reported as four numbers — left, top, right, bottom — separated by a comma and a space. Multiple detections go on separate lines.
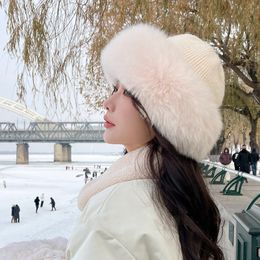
0, 154, 120, 248
1, 153, 259, 251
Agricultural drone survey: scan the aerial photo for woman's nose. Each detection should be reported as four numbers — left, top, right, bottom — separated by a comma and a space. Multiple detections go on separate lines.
103, 96, 113, 111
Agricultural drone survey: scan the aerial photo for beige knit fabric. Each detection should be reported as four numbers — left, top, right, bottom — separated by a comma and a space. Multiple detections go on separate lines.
168, 34, 225, 106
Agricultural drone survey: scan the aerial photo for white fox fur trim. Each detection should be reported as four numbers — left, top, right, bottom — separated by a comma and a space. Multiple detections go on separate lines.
101, 24, 225, 161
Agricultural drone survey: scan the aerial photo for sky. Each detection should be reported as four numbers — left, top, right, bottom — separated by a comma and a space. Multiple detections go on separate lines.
0, 10, 20, 118
0, 8, 102, 122
0, 9, 122, 154
0, 9, 49, 121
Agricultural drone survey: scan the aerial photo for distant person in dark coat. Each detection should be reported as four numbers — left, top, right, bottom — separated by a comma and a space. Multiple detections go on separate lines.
219, 147, 232, 165
14, 205, 20, 223
232, 149, 240, 170
83, 168, 90, 184
238, 144, 251, 175
50, 197, 56, 211
11, 205, 16, 223
34, 196, 40, 213
251, 148, 259, 176
40, 193, 45, 207
92, 171, 98, 178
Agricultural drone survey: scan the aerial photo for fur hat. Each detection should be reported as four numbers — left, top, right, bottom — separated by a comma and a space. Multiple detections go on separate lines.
101, 24, 225, 161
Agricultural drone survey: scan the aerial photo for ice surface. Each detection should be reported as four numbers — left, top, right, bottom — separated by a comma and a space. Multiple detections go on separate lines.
0, 154, 120, 248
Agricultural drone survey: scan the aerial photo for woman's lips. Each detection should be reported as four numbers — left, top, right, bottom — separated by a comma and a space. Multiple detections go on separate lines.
104, 121, 115, 128
104, 117, 115, 129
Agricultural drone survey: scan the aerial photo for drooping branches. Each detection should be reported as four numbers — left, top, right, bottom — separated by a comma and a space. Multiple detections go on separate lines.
1, 0, 259, 118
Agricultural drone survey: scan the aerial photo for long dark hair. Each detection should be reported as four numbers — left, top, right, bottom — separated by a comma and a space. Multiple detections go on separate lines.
130, 95, 224, 260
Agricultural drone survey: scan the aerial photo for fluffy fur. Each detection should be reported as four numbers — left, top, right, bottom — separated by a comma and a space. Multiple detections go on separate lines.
101, 24, 225, 161
78, 147, 148, 210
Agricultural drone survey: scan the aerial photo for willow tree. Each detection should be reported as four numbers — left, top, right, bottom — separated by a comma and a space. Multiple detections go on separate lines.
1, 0, 259, 144
223, 77, 260, 149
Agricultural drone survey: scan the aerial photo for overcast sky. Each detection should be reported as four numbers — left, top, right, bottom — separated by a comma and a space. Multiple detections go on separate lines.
0, 9, 54, 121
0, 9, 122, 154
0, 10, 20, 118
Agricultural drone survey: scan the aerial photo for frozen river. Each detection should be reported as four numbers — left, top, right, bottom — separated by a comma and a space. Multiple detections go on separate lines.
0, 153, 120, 248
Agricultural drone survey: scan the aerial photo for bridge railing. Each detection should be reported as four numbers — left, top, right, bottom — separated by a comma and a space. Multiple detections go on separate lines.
0, 122, 105, 142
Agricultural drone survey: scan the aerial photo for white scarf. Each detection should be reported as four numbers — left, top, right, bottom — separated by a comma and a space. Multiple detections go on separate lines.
78, 146, 151, 211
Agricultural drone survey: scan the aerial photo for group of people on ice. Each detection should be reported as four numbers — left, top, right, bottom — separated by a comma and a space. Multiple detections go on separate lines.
11, 194, 56, 223
34, 194, 56, 213
83, 166, 107, 184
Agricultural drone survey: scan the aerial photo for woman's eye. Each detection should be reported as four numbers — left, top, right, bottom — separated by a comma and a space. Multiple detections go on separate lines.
111, 86, 118, 95
123, 89, 132, 97
110, 86, 132, 97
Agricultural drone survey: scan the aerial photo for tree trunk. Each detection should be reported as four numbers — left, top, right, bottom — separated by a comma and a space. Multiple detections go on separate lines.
210, 129, 225, 155
249, 117, 259, 151
232, 133, 239, 151
242, 129, 247, 144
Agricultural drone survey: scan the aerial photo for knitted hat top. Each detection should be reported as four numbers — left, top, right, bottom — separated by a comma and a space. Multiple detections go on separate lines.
101, 24, 225, 161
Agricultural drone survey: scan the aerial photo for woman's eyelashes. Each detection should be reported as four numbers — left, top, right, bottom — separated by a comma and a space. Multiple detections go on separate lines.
123, 89, 132, 97
111, 86, 118, 95
111, 85, 132, 98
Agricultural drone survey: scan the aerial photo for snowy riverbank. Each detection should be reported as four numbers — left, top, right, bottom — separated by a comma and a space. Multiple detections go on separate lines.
0, 154, 120, 248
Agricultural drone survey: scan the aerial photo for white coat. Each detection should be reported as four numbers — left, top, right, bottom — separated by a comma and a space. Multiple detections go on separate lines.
66, 147, 183, 259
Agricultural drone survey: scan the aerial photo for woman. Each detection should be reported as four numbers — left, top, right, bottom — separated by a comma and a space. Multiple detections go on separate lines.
67, 24, 225, 259
219, 147, 232, 166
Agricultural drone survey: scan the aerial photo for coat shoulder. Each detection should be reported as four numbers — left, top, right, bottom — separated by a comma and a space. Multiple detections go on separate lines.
81, 179, 182, 259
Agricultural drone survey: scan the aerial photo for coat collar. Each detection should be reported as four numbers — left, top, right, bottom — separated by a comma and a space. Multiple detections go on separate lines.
78, 146, 150, 211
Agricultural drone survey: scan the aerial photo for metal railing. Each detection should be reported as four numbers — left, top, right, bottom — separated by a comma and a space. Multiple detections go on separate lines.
203, 160, 260, 182
201, 160, 260, 195
0, 122, 105, 143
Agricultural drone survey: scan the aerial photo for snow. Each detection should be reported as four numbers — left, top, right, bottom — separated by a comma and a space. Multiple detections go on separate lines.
1, 153, 259, 251
0, 153, 120, 248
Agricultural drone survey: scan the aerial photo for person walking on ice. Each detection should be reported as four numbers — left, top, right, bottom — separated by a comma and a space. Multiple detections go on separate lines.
34, 196, 40, 213
67, 24, 225, 259
50, 197, 56, 211
11, 205, 16, 223
40, 193, 45, 207
83, 167, 90, 184
14, 204, 20, 223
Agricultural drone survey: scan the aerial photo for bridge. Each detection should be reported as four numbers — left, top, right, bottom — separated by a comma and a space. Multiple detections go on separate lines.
0, 97, 105, 164
0, 122, 104, 143
0, 97, 48, 121
0, 122, 105, 164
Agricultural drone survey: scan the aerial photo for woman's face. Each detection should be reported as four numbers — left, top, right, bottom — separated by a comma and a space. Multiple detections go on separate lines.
103, 83, 154, 152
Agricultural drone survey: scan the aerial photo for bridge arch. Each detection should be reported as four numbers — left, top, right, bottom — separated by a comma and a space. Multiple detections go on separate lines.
0, 97, 48, 121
